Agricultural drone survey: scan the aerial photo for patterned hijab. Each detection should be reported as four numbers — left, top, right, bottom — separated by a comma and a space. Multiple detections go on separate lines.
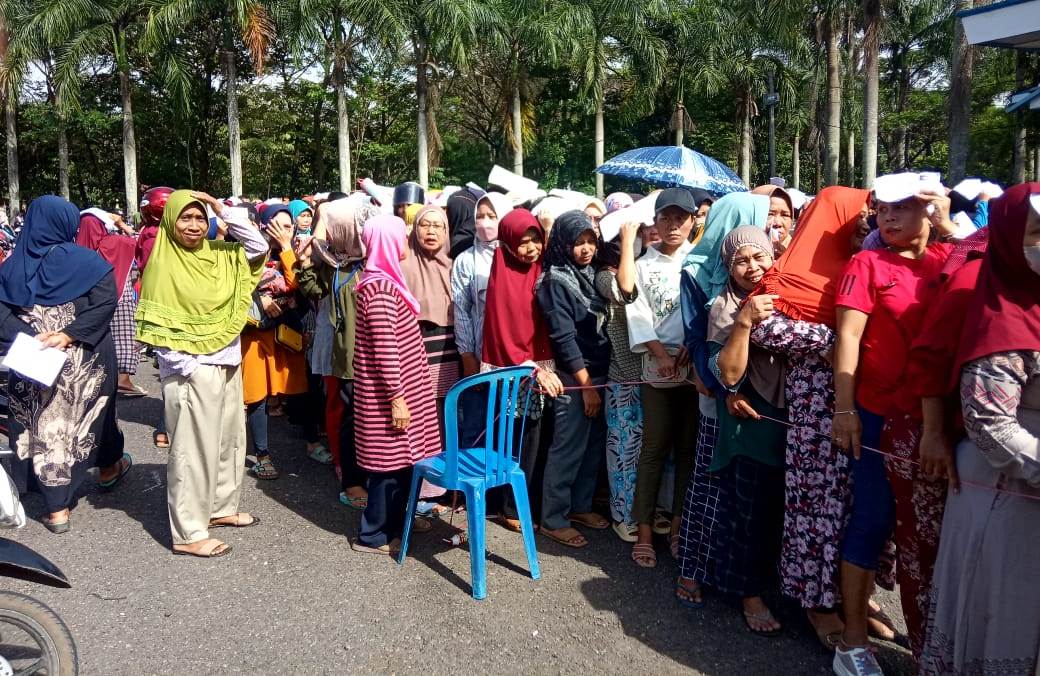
314, 197, 376, 268
539, 210, 605, 315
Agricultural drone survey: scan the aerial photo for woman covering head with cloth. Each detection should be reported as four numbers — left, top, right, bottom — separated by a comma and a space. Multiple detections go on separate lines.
351, 214, 440, 556
0, 195, 131, 534
751, 184, 795, 257
675, 192, 767, 609
831, 173, 957, 672
136, 189, 267, 558
536, 210, 611, 548
920, 183, 1040, 676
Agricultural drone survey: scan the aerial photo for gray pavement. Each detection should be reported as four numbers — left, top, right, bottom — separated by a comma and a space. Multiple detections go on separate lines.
4, 363, 916, 675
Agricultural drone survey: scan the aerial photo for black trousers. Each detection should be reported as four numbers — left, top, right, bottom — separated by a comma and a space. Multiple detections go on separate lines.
359, 466, 414, 547
338, 380, 367, 491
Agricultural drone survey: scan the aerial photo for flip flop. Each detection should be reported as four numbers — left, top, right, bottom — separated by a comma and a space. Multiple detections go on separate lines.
567, 512, 609, 529
209, 513, 261, 528
44, 518, 71, 534
117, 385, 147, 398
339, 492, 368, 510
306, 444, 333, 465
541, 527, 588, 548
675, 578, 705, 609
351, 540, 397, 556
98, 453, 133, 491
743, 609, 783, 638
173, 540, 232, 558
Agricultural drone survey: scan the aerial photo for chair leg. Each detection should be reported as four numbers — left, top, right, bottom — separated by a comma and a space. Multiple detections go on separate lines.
397, 468, 424, 565
509, 472, 541, 580
464, 486, 488, 600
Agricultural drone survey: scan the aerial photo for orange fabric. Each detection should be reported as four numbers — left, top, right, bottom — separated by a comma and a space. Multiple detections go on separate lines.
753, 186, 870, 327
241, 329, 308, 405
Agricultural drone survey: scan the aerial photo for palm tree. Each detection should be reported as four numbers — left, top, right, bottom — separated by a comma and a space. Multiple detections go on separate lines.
861, 0, 881, 187
146, 0, 277, 197
0, 2, 21, 219
947, 0, 974, 184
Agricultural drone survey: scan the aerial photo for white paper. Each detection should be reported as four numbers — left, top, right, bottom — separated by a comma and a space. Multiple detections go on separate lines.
2, 333, 68, 387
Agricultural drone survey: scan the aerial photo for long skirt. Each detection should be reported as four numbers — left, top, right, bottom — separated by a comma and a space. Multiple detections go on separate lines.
605, 382, 642, 527
111, 277, 140, 374
919, 438, 1040, 676
677, 405, 722, 584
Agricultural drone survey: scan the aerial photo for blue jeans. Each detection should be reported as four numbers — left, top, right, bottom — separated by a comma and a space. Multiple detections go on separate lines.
247, 401, 269, 456
841, 406, 895, 570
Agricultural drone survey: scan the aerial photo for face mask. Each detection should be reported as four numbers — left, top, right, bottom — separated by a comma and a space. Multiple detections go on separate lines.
475, 217, 498, 243
1024, 245, 1040, 274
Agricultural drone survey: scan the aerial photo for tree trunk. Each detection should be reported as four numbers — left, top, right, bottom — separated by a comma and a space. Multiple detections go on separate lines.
1034, 146, 1039, 182
118, 66, 138, 217
738, 92, 752, 186
594, 96, 605, 198
334, 60, 351, 192
224, 49, 243, 197
814, 140, 822, 193
415, 42, 429, 189
847, 130, 855, 185
1012, 52, 1027, 184
57, 120, 70, 199
792, 133, 800, 190
512, 80, 523, 175
5, 96, 18, 222
824, 12, 842, 186
948, 0, 975, 184
861, 0, 880, 188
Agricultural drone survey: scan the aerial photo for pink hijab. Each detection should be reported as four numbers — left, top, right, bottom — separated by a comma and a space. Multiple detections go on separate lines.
357, 214, 421, 315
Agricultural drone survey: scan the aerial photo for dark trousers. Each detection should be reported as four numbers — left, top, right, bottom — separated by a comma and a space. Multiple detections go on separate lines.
338, 380, 367, 491
490, 414, 544, 522
359, 466, 414, 547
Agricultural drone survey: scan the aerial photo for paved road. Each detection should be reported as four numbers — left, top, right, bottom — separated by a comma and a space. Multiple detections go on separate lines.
4, 363, 916, 675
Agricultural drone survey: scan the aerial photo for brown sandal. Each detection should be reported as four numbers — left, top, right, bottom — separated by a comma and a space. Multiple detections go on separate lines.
568, 512, 609, 529
209, 513, 261, 528
541, 527, 588, 548
173, 539, 232, 558
631, 543, 657, 568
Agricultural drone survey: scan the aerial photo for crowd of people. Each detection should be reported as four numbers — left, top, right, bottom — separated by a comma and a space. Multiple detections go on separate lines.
0, 170, 1036, 676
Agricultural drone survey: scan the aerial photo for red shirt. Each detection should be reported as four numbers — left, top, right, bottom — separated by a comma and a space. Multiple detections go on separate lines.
835, 242, 951, 416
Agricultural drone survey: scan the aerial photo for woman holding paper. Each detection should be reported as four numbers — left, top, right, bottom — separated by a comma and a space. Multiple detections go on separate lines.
0, 195, 132, 533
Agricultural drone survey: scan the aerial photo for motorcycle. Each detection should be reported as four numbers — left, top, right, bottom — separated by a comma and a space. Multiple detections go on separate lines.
0, 445, 78, 676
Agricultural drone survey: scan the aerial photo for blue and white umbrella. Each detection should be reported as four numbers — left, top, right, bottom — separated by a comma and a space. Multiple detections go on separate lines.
596, 145, 747, 195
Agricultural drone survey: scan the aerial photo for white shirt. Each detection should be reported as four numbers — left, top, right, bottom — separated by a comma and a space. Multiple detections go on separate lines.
627, 241, 693, 352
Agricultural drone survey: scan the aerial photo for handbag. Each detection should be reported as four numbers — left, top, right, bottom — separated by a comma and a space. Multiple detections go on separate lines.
275, 324, 304, 352
641, 346, 690, 389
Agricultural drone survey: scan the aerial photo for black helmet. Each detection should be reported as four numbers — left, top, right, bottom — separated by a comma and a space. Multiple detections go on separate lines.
393, 181, 425, 207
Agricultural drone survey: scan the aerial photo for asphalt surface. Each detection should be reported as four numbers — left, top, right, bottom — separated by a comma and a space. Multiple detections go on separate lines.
4, 362, 916, 675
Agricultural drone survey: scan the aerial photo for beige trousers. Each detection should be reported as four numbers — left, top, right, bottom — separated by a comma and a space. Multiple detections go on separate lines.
164, 364, 247, 545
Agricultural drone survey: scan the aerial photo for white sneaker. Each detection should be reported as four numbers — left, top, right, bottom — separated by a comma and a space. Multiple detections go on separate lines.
833, 645, 884, 676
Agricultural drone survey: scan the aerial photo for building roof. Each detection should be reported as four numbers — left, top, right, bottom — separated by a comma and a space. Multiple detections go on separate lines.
959, 0, 1040, 49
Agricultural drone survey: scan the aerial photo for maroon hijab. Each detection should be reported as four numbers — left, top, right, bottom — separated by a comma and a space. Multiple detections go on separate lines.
956, 182, 1040, 369
76, 214, 136, 292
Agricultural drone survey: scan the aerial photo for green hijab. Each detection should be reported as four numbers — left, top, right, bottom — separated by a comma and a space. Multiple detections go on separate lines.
135, 190, 263, 354
682, 192, 769, 307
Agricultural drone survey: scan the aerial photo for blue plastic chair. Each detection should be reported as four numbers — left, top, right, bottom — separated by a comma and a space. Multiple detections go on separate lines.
397, 365, 540, 600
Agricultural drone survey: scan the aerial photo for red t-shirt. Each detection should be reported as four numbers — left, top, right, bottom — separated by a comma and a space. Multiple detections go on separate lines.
835, 242, 952, 416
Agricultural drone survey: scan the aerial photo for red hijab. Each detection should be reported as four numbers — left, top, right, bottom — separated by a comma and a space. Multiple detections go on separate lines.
481, 209, 553, 367
956, 182, 1040, 369
753, 186, 869, 326
76, 214, 136, 292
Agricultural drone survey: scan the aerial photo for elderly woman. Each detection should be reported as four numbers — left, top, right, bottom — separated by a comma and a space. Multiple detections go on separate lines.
832, 178, 957, 669
920, 182, 1040, 676
136, 190, 267, 558
0, 196, 132, 533
751, 184, 795, 257
351, 215, 441, 556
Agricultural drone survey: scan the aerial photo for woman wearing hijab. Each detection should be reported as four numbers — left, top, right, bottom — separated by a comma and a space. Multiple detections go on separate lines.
684, 188, 715, 243
136, 190, 267, 557
76, 211, 145, 398
0, 196, 132, 533
536, 211, 611, 548
447, 186, 481, 258
674, 192, 768, 607
751, 184, 795, 256
240, 204, 311, 481
481, 209, 565, 530
920, 183, 1040, 676
450, 192, 513, 445
831, 178, 957, 669
288, 199, 313, 237
351, 215, 440, 556
297, 197, 379, 509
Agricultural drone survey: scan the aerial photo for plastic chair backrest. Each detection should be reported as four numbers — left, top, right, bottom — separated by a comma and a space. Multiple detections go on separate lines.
441, 365, 535, 487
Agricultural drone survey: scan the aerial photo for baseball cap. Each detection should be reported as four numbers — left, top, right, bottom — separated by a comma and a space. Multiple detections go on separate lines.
654, 187, 698, 215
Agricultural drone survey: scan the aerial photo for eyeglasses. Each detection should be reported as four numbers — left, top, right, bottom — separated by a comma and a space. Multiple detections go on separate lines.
418, 222, 446, 232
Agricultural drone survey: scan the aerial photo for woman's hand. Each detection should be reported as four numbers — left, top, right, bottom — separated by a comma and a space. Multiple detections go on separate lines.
215, 217, 228, 240
390, 396, 410, 430
34, 331, 73, 350
534, 369, 564, 398
259, 295, 283, 318
190, 191, 223, 213
919, 428, 960, 493
725, 393, 760, 419
619, 220, 639, 248
654, 352, 677, 380
915, 189, 955, 236
581, 387, 602, 418
266, 219, 293, 251
739, 294, 778, 326
692, 370, 713, 398
831, 411, 863, 459
674, 346, 690, 369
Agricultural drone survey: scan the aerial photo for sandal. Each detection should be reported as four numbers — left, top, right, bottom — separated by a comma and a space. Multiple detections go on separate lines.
541, 526, 588, 548
567, 512, 609, 530
675, 577, 704, 609
153, 430, 170, 449
808, 609, 845, 651
631, 542, 657, 568
868, 602, 897, 641
338, 492, 368, 510
98, 453, 133, 491
117, 385, 147, 398
252, 457, 279, 480
173, 539, 232, 558
209, 513, 260, 528
350, 539, 399, 556
669, 533, 681, 560
496, 515, 523, 533
652, 511, 671, 535
44, 516, 71, 534
612, 521, 638, 543
412, 516, 433, 533
307, 443, 333, 465
743, 609, 783, 638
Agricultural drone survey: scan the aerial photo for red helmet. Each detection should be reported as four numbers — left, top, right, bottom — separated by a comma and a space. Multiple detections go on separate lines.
139, 186, 174, 227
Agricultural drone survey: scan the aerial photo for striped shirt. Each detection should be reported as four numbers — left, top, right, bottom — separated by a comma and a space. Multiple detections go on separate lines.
419, 321, 460, 399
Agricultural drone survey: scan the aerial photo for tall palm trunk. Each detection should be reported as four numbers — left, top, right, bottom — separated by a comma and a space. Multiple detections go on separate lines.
948, 0, 975, 184
57, 120, 69, 199
415, 41, 429, 189
5, 96, 17, 222
861, 0, 880, 188
847, 130, 855, 185
512, 78, 523, 175
224, 47, 243, 197
1012, 52, 1027, 184
334, 58, 351, 192
792, 132, 800, 190
594, 95, 605, 198
118, 65, 138, 217
823, 12, 842, 186
738, 90, 752, 186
